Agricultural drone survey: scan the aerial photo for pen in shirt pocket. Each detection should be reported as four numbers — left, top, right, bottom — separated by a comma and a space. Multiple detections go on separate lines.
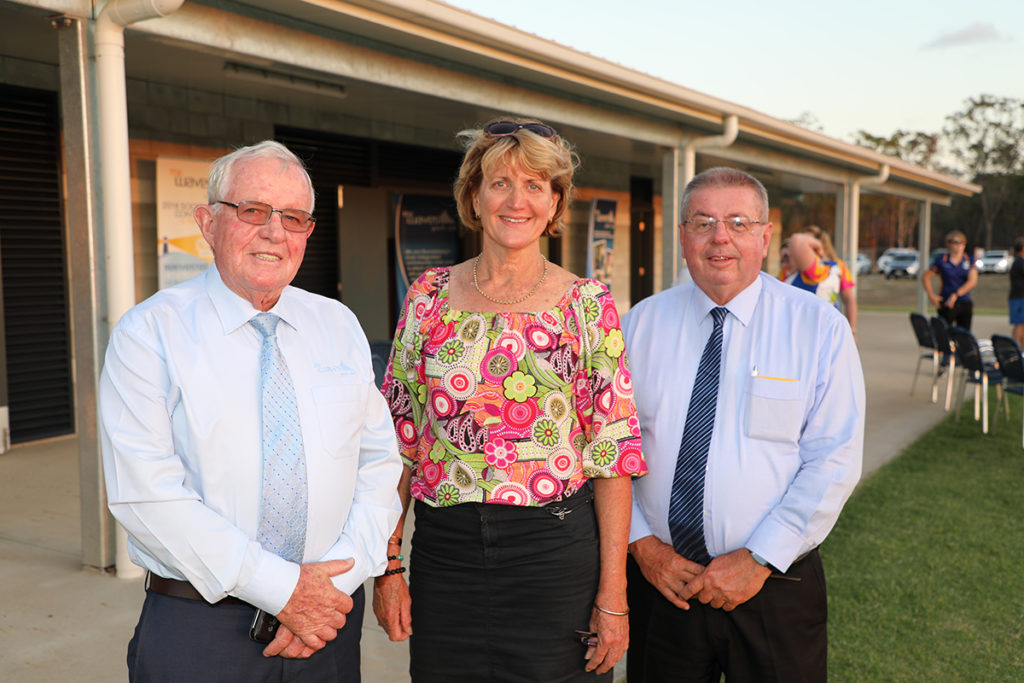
751, 365, 797, 382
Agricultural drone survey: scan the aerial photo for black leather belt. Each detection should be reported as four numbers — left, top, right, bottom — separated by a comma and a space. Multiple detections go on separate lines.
147, 573, 250, 607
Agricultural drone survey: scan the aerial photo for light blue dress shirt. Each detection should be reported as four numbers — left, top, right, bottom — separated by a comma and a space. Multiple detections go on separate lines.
100, 266, 402, 613
621, 273, 864, 571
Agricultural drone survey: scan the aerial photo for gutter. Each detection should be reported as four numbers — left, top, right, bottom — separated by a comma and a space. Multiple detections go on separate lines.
669, 115, 739, 280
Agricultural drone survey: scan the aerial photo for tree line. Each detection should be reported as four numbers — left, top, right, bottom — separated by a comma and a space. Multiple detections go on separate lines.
787, 95, 1024, 255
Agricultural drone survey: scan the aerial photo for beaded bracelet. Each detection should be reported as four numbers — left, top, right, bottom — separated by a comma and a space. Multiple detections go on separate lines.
382, 566, 406, 576
387, 554, 404, 562
593, 604, 629, 616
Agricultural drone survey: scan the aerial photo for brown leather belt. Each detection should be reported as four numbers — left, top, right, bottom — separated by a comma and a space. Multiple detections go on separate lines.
147, 573, 250, 607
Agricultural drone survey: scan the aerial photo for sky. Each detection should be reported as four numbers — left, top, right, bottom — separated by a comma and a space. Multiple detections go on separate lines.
447, 0, 1023, 144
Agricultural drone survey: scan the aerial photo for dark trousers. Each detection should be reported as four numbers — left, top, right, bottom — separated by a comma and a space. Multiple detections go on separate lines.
127, 585, 365, 682
627, 549, 827, 683
409, 487, 608, 683
939, 299, 973, 330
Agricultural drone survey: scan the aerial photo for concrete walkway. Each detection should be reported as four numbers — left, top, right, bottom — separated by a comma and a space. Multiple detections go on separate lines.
0, 311, 1010, 681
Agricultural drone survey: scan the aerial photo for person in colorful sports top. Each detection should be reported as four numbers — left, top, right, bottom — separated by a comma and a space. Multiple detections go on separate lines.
374, 117, 646, 681
923, 230, 977, 330
805, 225, 857, 331
786, 231, 858, 336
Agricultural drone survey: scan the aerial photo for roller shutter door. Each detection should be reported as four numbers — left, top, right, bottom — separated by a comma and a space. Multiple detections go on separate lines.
0, 83, 73, 443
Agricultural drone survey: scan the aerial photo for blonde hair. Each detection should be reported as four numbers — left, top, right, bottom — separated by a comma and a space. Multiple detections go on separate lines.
804, 225, 838, 261
453, 117, 578, 237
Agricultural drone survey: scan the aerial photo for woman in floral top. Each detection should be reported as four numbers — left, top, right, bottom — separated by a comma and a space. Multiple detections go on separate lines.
373, 118, 646, 681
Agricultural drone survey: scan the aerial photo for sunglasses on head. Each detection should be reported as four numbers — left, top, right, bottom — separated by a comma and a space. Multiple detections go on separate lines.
483, 120, 558, 139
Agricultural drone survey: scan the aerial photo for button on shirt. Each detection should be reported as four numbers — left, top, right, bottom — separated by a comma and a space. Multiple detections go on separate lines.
621, 273, 864, 571
100, 266, 402, 614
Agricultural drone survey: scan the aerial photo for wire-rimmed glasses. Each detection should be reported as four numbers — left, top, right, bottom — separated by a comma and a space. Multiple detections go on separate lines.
682, 215, 765, 235
217, 200, 315, 233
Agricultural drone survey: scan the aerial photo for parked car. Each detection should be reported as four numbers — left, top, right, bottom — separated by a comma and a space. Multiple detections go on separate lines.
856, 253, 872, 275
977, 249, 1010, 274
876, 247, 918, 273
882, 252, 920, 279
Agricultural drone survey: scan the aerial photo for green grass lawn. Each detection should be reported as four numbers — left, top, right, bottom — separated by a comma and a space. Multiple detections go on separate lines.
825, 395, 1024, 681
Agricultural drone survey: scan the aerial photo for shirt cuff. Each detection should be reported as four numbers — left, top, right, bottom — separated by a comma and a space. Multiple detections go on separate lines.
327, 536, 373, 596
232, 544, 301, 615
745, 518, 807, 573
628, 496, 654, 545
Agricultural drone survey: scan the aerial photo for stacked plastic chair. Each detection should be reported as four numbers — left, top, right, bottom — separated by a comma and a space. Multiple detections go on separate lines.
949, 326, 1002, 434
909, 313, 941, 402
990, 334, 1024, 447
929, 316, 957, 411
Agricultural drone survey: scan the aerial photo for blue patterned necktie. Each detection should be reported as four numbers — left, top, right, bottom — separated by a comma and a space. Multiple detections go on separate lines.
668, 306, 728, 565
250, 312, 307, 563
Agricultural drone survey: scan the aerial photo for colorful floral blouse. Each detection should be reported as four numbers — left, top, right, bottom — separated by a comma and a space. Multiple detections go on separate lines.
381, 267, 646, 508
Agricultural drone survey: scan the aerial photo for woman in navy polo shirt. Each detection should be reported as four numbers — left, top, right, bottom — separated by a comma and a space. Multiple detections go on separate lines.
1009, 237, 1024, 346
923, 230, 978, 330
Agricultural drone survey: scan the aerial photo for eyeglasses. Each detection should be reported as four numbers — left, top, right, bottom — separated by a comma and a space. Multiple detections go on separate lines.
217, 200, 315, 233
683, 215, 765, 235
947, 239, 965, 245
483, 121, 558, 139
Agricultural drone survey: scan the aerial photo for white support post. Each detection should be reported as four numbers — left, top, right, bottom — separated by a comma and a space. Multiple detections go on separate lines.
918, 200, 933, 314
95, 0, 185, 579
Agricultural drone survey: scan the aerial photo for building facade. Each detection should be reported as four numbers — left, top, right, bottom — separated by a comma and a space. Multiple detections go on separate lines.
0, 0, 978, 567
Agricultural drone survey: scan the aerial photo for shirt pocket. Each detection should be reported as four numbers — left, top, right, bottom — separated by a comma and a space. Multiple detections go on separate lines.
745, 376, 802, 443
312, 382, 368, 459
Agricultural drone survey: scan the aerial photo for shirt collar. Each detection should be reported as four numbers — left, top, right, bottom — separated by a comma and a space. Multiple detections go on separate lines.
204, 263, 300, 335
690, 274, 763, 328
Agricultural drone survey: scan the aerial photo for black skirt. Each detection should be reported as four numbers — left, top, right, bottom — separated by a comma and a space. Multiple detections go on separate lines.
409, 485, 610, 683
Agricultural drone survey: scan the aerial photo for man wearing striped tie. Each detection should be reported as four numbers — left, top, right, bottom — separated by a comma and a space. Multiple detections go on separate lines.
621, 167, 864, 682
100, 141, 402, 681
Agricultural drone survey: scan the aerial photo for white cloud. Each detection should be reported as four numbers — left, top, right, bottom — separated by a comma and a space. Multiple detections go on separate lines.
923, 22, 1012, 49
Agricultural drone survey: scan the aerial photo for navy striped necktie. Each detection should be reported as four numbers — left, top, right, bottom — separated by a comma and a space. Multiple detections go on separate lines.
668, 306, 728, 565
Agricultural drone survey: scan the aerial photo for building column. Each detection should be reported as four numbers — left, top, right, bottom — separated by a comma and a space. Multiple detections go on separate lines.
660, 146, 681, 291
56, 16, 115, 569
834, 184, 853, 281
918, 200, 933, 314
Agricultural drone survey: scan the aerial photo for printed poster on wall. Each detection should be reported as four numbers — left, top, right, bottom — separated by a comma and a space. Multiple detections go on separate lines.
394, 193, 461, 306
586, 198, 617, 286
156, 156, 214, 289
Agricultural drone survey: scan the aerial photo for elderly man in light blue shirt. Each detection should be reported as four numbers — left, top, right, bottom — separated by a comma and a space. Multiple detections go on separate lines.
622, 167, 863, 682
100, 141, 402, 682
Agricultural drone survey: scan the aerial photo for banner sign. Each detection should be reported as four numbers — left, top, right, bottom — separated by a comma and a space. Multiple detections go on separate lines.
156, 156, 214, 289
394, 193, 461, 304
586, 198, 617, 285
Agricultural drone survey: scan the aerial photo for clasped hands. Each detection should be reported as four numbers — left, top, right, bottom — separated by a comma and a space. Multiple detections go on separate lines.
629, 536, 771, 612
262, 558, 355, 659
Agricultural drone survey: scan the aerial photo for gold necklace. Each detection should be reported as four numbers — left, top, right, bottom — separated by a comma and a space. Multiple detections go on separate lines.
473, 254, 548, 305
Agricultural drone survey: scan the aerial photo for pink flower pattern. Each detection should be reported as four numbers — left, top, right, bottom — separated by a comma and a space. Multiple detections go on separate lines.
484, 437, 519, 469
380, 267, 647, 507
